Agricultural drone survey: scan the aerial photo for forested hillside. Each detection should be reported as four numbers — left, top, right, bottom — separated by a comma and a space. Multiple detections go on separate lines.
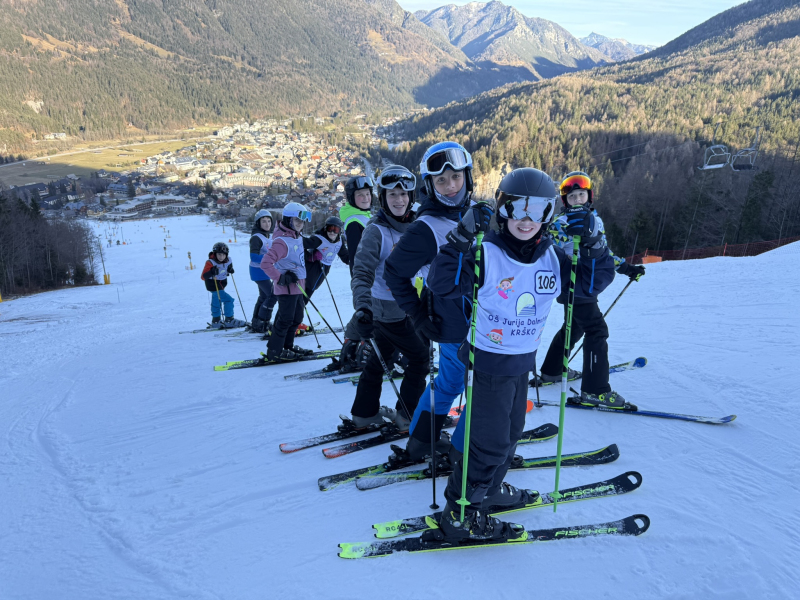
0, 0, 527, 154
387, 0, 800, 255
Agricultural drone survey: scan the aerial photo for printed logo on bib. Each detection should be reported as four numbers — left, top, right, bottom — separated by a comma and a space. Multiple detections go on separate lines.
535, 270, 557, 295
488, 328, 503, 345
496, 277, 515, 299
516, 293, 536, 317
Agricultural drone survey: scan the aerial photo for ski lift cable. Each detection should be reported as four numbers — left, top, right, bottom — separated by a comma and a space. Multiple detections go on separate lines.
585, 121, 722, 163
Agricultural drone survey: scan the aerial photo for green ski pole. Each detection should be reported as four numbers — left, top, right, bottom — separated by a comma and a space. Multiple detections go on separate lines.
457, 231, 484, 523
552, 234, 580, 512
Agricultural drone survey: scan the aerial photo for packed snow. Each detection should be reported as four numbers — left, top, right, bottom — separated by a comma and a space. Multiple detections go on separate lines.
1, 215, 798, 599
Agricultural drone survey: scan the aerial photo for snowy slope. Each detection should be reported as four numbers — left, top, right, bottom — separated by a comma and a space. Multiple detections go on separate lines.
1, 215, 798, 599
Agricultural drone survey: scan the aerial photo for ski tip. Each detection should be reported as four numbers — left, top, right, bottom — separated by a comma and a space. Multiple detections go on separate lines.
633, 357, 647, 367
724, 415, 737, 423
213, 366, 228, 371
338, 542, 370, 559
622, 470, 643, 489
625, 514, 651, 535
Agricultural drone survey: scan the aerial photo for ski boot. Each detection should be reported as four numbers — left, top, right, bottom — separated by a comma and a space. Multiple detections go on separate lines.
248, 317, 269, 334
223, 316, 247, 328
291, 345, 314, 357
266, 348, 297, 362
530, 368, 580, 387
208, 317, 223, 330
570, 389, 636, 411
432, 502, 524, 543
405, 431, 452, 462
481, 482, 539, 510
350, 406, 397, 429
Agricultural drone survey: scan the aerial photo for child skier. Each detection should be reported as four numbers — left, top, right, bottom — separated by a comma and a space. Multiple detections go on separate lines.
261, 202, 315, 361
337, 176, 376, 371
201, 242, 246, 329
426, 167, 616, 541
248, 209, 276, 334
348, 165, 429, 430
535, 171, 645, 408
302, 216, 349, 305
383, 141, 475, 460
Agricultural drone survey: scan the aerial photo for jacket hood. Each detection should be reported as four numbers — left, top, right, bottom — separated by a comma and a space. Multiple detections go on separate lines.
372, 209, 412, 234
272, 222, 299, 240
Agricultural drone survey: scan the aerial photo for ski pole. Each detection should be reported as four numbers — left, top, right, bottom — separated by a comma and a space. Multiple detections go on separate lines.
368, 337, 409, 417
303, 302, 322, 349
457, 231, 484, 522
429, 338, 438, 511
569, 278, 634, 363
552, 234, 580, 512
297, 283, 344, 345
229, 273, 250, 325
325, 275, 345, 329
212, 276, 226, 328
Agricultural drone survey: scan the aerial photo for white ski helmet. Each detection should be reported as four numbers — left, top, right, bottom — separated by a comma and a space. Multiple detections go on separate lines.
281, 202, 312, 229
254, 209, 273, 231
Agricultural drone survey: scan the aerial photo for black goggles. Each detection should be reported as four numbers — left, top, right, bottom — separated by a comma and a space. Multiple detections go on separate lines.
352, 176, 374, 190
425, 149, 470, 176
378, 171, 416, 191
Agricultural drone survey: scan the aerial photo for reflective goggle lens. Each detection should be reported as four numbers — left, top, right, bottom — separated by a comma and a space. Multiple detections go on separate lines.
560, 174, 592, 195
425, 149, 469, 176
326, 225, 341, 234
353, 176, 374, 190
297, 210, 312, 222
496, 192, 555, 223
379, 172, 416, 191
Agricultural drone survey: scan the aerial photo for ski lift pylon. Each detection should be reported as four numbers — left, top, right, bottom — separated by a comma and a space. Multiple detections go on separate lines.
730, 126, 761, 172
698, 122, 730, 170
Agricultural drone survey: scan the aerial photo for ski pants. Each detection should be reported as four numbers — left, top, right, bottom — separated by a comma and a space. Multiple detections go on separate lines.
252, 279, 277, 322
541, 301, 610, 394
267, 294, 305, 354
210, 288, 234, 318
303, 263, 330, 305
408, 342, 465, 443
444, 370, 529, 507
350, 318, 430, 420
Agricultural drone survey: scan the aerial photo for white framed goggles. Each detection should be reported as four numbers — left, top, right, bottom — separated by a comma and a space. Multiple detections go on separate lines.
496, 192, 556, 223
378, 171, 416, 191
425, 148, 470, 176
293, 210, 312, 222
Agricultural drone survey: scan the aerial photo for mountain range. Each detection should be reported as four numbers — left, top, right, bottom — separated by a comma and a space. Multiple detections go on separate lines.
580, 32, 656, 61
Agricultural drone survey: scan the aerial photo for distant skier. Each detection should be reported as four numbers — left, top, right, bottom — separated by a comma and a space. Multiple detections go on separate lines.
426, 167, 615, 541
248, 209, 276, 334
261, 203, 315, 361
302, 216, 350, 306
337, 175, 376, 372
201, 242, 246, 329
383, 141, 475, 460
535, 171, 645, 408
347, 165, 429, 431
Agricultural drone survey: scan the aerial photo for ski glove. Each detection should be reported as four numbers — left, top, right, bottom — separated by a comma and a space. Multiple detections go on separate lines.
564, 206, 596, 239
411, 302, 443, 345
227, 265, 234, 274
618, 262, 645, 281
355, 309, 375, 339
204, 266, 219, 279
278, 271, 299, 286
446, 202, 494, 253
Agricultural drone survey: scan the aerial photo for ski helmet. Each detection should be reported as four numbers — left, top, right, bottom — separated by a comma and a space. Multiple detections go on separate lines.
494, 168, 557, 236
344, 176, 375, 209
212, 241, 229, 255
377, 165, 415, 220
419, 141, 473, 206
281, 202, 312, 229
324, 216, 344, 238
559, 171, 593, 207
254, 209, 273, 231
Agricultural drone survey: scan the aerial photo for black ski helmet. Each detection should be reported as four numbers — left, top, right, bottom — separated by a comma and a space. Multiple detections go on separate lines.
212, 242, 229, 255
559, 171, 593, 207
494, 168, 557, 238
344, 176, 375, 208
324, 216, 344, 240
377, 165, 415, 220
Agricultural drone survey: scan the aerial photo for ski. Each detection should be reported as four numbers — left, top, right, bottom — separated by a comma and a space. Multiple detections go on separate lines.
179, 323, 247, 334
530, 357, 647, 387
532, 398, 736, 424
283, 364, 346, 381
321, 400, 538, 459
356, 442, 618, 491
317, 422, 558, 491
372, 468, 637, 539
338, 513, 650, 559
214, 349, 339, 371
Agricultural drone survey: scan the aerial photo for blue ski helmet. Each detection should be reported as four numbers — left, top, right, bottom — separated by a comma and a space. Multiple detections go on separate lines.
419, 141, 473, 204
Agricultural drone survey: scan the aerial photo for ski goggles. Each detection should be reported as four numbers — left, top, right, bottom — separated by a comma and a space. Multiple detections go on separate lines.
325, 224, 341, 234
351, 176, 375, 190
424, 148, 470, 176
560, 174, 592, 195
496, 192, 556, 223
378, 170, 416, 191
291, 210, 312, 222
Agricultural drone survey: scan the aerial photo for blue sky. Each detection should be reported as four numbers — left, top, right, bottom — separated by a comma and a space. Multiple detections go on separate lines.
403, 0, 747, 46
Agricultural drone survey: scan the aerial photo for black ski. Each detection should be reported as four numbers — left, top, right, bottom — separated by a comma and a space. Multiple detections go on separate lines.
214, 349, 339, 371
338, 513, 650, 558
533, 398, 736, 424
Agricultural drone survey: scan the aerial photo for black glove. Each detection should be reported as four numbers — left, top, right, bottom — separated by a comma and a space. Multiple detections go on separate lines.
355, 309, 375, 339
564, 206, 596, 239
204, 265, 219, 280
227, 265, 234, 274
446, 202, 494, 253
411, 302, 443, 344
278, 271, 299, 286
618, 261, 645, 281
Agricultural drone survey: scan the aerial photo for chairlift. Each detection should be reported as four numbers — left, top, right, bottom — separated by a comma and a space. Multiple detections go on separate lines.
698, 123, 730, 170
730, 126, 761, 172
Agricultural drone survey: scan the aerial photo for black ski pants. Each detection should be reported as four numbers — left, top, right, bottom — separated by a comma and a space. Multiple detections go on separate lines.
252, 279, 277, 322
267, 294, 305, 354
444, 370, 529, 507
302, 262, 330, 305
350, 318, 430, 420
540, 300, 610, 394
